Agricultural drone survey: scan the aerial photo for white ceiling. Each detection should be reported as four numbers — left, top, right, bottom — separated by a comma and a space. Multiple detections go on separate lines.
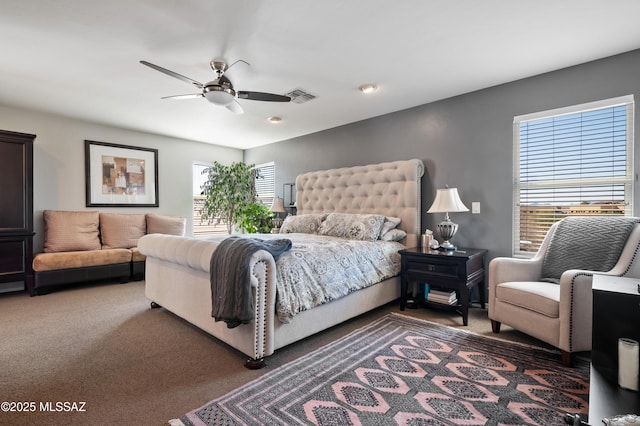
2, 1, 640, 150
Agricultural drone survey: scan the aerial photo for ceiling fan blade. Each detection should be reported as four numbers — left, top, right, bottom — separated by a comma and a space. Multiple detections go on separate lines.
140, 60, 204, 89
237, 91, 291, 102
161, 94, 204, 100
226, 100, 244, 114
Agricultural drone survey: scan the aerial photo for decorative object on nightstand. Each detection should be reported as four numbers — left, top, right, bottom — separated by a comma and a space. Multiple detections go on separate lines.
427, 186, 469, 251
270, 197, 287, 230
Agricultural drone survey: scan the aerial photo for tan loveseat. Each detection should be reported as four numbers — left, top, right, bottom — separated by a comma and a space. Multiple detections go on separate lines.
30, 211, 185, 296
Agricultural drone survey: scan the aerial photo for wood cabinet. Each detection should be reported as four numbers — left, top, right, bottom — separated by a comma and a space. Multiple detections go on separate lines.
0, 130, 35, 294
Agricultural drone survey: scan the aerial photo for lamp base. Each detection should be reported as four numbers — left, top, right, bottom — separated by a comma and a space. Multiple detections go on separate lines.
436, 219, 459, 251
438, 240, 457, 251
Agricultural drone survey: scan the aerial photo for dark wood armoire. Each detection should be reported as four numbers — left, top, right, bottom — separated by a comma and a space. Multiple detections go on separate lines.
0, 130, 35, 294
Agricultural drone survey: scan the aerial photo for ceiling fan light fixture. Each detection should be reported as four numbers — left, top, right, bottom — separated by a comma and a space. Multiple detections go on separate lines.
358, 83, 378, 94
203, 84, 236, 106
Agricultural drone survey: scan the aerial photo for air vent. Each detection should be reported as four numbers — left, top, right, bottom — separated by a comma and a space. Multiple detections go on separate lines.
285, 88, 317, 104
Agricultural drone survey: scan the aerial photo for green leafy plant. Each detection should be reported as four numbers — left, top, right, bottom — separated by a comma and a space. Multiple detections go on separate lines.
200, 161, 258, 234
237, 202, 274, 234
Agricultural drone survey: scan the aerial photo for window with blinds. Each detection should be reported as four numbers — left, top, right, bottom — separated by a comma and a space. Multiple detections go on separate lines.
254, 162, 275, 207
513, 95, 634, 256
192, 161, 276, 237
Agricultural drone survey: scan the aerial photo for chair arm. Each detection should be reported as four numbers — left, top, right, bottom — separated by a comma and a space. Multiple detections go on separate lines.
489, 256, 543, 286
557, 269, 602, 352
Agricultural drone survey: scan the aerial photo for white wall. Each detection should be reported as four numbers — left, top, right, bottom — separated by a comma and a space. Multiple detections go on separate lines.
0, 105, 243, 252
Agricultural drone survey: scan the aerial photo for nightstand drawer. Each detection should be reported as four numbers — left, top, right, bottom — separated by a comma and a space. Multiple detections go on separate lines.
405, 258, 460, 279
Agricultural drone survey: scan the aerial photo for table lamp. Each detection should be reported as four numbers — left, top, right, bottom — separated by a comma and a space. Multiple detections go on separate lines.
427, 186, 469, 250
270, 197, 287, 229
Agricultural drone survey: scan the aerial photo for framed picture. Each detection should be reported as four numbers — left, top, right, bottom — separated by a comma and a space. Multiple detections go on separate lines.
85, 140, 159, 207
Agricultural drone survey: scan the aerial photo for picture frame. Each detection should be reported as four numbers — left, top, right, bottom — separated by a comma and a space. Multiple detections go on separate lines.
85, 140, 159, 207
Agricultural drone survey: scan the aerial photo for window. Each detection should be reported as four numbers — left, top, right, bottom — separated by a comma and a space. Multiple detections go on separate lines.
192, 162, 227, 237
513, 95, 634, 256
192, 161, 276, 237
254, 162, 275, 207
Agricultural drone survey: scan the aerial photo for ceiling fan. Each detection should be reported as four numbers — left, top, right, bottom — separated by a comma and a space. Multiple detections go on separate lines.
140, 59, 291, 114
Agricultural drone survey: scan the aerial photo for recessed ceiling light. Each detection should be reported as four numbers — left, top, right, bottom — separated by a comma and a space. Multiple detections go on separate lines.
267, 116, 282, 123
358, 84, 378, 94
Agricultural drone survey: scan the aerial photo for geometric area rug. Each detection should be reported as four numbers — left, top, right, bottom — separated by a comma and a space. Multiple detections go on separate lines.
172, 313, 590, 426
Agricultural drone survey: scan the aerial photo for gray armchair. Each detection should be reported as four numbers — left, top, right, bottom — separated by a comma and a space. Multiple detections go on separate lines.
489, 216, 640, 366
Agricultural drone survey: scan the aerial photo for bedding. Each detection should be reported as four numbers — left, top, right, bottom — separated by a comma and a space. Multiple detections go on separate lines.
271, 233, 404, 322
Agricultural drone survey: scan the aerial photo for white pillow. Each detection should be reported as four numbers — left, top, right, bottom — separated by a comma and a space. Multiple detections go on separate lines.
379, 216, 401, 239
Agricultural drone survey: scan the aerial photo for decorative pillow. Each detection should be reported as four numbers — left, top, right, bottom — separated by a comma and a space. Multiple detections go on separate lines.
380, 228, 407, 242
379, 216, 402, 239
318, 213, 386, 241
146, 214, 186, 236
43, 210, 101, 253
279, 214, 327, 234
540, 216, 639, 283
100, 213, 146, 249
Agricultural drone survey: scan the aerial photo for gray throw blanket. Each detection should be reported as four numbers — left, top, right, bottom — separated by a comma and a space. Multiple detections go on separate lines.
540, 216, 639, 283
210, 236, 292, 328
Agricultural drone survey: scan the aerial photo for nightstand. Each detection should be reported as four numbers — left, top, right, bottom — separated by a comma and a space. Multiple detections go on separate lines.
399, 247, 487, 326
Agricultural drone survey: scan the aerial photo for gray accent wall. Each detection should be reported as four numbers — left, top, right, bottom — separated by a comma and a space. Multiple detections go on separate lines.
245, 49, 640, 261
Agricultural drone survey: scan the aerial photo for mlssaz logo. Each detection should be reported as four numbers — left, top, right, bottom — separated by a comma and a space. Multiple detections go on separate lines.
39, 401, 87, 412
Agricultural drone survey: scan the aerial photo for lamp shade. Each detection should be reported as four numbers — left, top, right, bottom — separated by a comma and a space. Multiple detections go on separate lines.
427, 187, 469, 213
270, 197, 286, 213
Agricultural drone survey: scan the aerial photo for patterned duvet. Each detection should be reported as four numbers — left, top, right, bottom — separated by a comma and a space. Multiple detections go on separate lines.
268, 233, 404, 323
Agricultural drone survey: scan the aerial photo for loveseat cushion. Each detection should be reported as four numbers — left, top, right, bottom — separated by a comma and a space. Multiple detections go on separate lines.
100, 213, 146, 249
33, 249, 132, 271
44, 210, 101, 253
146, 213, 186, 236
130, 247, 146, 262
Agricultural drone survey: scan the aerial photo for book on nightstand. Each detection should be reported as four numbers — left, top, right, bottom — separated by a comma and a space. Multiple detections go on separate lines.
424, 284, 457, 305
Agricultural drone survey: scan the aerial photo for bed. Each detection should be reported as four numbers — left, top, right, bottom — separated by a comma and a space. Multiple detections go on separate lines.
138, 159, 424, 368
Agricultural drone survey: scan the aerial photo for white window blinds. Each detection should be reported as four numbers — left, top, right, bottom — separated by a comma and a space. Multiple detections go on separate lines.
513, 95, 634, 256
254, 162, 275, 207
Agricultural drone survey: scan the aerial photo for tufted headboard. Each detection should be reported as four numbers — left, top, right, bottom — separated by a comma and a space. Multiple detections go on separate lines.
295, 159, 425, 248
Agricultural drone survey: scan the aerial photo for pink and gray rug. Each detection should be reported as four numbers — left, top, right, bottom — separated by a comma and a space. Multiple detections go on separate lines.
174, 313, 589, 425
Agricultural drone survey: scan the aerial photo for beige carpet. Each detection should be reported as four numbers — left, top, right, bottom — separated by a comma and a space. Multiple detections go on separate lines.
0, 280, 554, 426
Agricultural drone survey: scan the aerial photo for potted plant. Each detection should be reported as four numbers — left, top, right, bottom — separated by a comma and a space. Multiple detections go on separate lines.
236, 202, 274, 234
200, 161, 259, 234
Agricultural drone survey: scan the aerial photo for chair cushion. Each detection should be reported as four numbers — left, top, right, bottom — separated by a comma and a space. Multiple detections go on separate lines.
495, 281, 560, 318
540, 216, 639, 283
